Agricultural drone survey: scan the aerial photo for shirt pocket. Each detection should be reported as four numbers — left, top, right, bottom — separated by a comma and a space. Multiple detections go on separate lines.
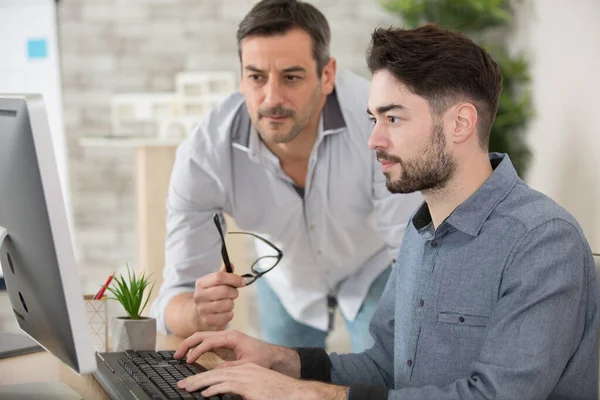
438, 311, 490, 327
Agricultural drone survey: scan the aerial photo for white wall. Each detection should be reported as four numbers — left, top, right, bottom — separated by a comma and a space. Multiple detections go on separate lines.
0, 0, 70, 217
0, 0, 71, 278
514, 0, 600, 252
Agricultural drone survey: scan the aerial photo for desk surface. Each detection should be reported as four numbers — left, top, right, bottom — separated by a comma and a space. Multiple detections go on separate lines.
0, 334, 222, 399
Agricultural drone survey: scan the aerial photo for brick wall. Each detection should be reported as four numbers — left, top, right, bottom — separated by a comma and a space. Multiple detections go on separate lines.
57, 0, 400, 285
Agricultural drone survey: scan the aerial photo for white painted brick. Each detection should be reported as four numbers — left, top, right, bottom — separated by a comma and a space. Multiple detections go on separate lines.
72, 192, 120, 212
82, 4, 149, 23
63, 110, 82, 129
218, 0, 256, 21
184, 54, 240, 71
76, 229, 120, 248
81, 4, 120, 22
61, 54, 116, 74
58, 4, 83, 21
149, 75, 178, 92
183, 21, 238, 51
111, 73, 150, 91
115, 22, 182, 39
352, 0, 401, 22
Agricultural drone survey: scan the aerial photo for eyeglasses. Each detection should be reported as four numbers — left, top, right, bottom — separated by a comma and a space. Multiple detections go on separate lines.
213, 214, 283, 286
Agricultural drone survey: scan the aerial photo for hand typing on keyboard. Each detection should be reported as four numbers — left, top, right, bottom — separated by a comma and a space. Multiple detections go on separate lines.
175, 330, 284, 372
173, 330, 349, 400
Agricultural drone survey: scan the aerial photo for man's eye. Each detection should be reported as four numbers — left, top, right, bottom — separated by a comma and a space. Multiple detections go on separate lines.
249, 74, 263, 81
387, 116, 399, 124
369, 117, 377, 126
285, 75, 301, 82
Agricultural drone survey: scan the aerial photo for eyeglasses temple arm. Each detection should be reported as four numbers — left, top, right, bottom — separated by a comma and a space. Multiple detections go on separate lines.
213, 214, 233, 273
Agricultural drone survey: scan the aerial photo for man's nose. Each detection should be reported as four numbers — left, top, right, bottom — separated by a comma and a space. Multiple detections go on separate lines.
368, 122, 388, 150
263, 79, 284, 106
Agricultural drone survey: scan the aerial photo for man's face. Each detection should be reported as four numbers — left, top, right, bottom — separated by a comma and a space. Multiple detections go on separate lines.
367, 70, 457, 194
239, 28, 330, 145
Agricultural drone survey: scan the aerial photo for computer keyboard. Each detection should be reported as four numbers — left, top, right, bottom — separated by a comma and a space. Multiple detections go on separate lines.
117, 349, 237, 400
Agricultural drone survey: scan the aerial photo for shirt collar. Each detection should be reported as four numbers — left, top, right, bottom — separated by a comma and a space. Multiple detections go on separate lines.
321, 88, 346, 134
412, 153, 518, 237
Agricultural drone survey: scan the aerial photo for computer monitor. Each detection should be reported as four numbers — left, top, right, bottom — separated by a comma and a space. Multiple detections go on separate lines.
0, 94, 96, 374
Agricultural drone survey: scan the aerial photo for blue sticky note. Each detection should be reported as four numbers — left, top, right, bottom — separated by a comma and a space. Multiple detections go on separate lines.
27, 39, 48, 59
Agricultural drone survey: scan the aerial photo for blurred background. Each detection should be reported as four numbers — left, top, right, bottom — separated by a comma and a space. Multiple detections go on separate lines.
1, 0, 599, 353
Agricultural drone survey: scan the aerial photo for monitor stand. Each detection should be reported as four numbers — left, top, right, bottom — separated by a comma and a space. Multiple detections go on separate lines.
0, 226, 43, 359
0, 381, 82, 399
0, 332, 43, 359
0, 226, 7, 290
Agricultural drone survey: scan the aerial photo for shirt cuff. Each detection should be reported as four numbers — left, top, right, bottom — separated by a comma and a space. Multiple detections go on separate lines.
294, 347, 332, 382
348, 385, 388, 400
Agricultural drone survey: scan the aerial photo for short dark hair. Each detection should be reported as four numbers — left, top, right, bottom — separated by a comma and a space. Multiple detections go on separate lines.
237, 0, 331, 75
366, 24, 503, 148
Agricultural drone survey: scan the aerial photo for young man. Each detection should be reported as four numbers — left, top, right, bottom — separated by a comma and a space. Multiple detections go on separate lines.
149, 0, 422, 352
172, 24, 600, 400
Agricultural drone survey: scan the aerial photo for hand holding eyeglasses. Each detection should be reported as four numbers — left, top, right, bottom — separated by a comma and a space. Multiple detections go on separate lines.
191, 214, 283, 331
192, 262, 246, 331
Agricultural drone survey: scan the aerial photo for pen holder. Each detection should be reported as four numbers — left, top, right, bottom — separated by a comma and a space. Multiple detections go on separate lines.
84, 294, 109, 353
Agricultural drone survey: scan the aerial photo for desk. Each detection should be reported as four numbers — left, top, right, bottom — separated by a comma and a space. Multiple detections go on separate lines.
0, 334, 222, 399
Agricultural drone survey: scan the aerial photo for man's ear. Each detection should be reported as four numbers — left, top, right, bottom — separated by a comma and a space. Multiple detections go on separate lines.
452, 102, 478, 144
321, 57, 337, 95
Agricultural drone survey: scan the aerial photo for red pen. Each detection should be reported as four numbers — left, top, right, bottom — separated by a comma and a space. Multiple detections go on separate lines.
94, 272, 114, 300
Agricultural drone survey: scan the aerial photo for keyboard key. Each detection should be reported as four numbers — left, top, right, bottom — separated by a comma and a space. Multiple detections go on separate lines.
125, 350, 138, 359
177, 389, 194, 399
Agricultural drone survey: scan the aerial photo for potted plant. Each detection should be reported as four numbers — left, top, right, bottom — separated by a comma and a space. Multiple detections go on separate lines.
107, 263, 156, 352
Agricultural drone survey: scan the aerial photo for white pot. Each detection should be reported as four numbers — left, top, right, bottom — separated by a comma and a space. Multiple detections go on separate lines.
110, 316, 157, 352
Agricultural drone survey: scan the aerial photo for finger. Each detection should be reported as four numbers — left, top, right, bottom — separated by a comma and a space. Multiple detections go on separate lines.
186, 331, 237, 364
214, 359, 251, 369
201, 382, 243, 398
200, 271, 245, 289
174, 331, 225, 359
195, 285, 239, 302
177, 368, 227, 391
197, 299, 234, 315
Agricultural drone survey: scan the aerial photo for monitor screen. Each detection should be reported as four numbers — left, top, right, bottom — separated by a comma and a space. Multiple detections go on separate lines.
0, 94, 96, 374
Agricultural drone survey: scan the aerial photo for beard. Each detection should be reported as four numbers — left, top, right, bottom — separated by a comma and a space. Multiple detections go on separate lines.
255, 82, 323, 144
377, 124, 457, 194
255, 104, 304, 144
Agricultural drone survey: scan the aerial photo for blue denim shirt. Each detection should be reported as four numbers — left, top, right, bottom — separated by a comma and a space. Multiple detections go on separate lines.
331, 153, 599, 399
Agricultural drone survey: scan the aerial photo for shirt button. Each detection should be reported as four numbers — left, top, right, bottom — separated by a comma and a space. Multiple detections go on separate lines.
459, 316, 465, 323
430, 240, 438, 248
407, 359, 413, 367
310, 225, 315, 230
316, 250, 321, 255
418, 299, 424, 307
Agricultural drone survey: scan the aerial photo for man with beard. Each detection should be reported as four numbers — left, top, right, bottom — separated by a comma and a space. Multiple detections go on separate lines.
171, 24, 600, 400
149, 0, 422, 352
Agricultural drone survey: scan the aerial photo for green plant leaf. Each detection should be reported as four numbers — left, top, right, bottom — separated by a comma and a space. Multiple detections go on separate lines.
108, 263, 154, 320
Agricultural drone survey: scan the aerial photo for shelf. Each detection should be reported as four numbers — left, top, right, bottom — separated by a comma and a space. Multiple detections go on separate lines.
79, 136, 183, 148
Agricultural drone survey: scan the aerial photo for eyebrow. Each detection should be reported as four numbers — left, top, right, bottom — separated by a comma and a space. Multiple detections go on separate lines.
244, 65, 307, 74
366, 104, 407, 115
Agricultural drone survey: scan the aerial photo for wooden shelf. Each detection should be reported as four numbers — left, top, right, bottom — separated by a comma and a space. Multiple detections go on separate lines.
79, 136, 183, 148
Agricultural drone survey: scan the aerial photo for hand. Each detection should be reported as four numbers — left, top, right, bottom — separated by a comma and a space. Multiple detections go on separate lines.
174, 330, 282, 371
192, 264, 245, 331
177, 363, 348, 400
